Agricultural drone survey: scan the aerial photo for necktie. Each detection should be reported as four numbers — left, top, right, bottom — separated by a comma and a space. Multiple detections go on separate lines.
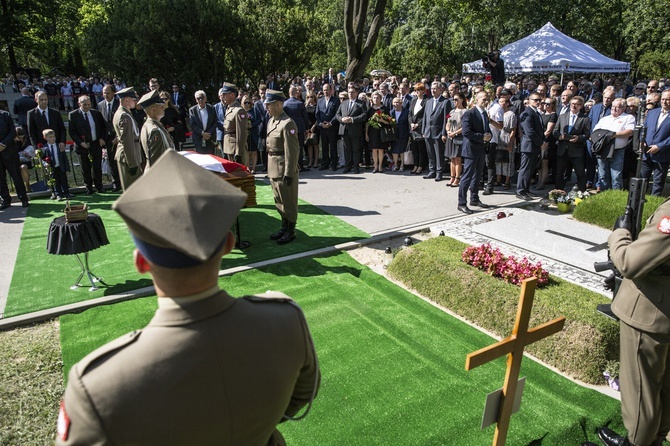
482, 110, 490, 133
174, 94, 178, 104
568, 114, 575, 132
107, 103, 112, 120
43, 110, 49, 125
348, 100, 354, 113
83, 111, 92, 139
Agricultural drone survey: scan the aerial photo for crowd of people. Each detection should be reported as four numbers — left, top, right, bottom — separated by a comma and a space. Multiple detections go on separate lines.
1, 68, 669, 212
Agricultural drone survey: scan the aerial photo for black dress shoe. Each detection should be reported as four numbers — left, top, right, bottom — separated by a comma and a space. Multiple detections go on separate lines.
470, 200, 490, 208
0, 201, 10, 210
318, 165, 328, 171
300, 166, 310, 172
423, 174, 436, 179
342, 167, 352, 173
527, 191, 539, 198
516, 193, 532, 201
457, 205, 474, 214
434, 176, 443, 182
21, 200, 29, 208
482, 188, 493, 195
353, 168, 360, 174
597, 427, 629, 446
86, 189, 95, 195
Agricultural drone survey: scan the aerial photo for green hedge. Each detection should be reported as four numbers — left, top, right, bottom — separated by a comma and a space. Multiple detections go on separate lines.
387, 236, 619, 384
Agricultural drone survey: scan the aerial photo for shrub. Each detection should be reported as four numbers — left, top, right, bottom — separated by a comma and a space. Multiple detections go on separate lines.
387, 236, 619, 384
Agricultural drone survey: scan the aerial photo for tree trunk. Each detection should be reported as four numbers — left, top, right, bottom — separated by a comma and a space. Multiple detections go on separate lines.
343, 0, 387, 82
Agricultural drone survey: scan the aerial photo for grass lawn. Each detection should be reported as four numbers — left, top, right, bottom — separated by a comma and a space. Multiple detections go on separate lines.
572, 189, 665, 229
3, 182, 368, 318
59, 251, 623, 445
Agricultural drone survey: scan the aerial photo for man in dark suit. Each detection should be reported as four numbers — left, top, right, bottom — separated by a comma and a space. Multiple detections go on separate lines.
189, 90, 217, 154
214, 87, 227, 154
0, 109, 29, 209
421, 81, 451, 181
69, 95, 107, 194
315, 83, 340, 170
283, 86, 310, 171
553, 95, 591, 192
171, 84, 188, 128
335, 83, 367, 174
457, 91, 492, 214
640, 89, 670, 196
516, 93, 546, 200
26, 91, 67, 148
97, 84, 121, 191
12, 87, 37, 128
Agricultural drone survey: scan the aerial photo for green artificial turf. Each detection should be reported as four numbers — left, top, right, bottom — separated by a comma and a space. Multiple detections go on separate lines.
60, 251, 623, 445
4, 182, 368, 318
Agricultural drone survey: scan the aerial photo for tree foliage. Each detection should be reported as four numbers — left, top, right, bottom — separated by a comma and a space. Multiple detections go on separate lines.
2, 0, 669, 89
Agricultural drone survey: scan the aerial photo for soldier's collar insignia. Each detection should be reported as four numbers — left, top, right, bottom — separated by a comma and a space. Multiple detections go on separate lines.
658, 216, 670, 234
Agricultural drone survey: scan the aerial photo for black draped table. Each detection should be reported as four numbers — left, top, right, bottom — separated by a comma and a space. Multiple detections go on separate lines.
47, 213, 110, 291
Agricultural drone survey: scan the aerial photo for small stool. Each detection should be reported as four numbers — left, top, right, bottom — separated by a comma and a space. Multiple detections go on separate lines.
47, 213, 110, 291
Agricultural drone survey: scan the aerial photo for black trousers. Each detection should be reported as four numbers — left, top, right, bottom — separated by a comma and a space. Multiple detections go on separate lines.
343, 132, 362, 169
79, 143, 103, 191
640, 157, 670, 196
555, 153, 586, 192
104, 139, 121, 188
485, 143, 497, 189
320, 126, 339, 168
0, 148, 28, 202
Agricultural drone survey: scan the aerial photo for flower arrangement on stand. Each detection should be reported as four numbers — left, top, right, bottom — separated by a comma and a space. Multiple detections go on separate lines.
462, 244, 549, 287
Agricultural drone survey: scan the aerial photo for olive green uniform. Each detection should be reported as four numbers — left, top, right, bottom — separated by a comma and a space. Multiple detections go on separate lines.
140, 118, 174, 168
56, 289, 319, 446
266, 111, 300, 223
113, 106, 143, 190
610, 197, 670, 446
223, 100, 248, 165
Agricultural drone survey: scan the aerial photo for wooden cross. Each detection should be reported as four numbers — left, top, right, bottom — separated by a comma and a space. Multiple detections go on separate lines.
465, 277, 565, 446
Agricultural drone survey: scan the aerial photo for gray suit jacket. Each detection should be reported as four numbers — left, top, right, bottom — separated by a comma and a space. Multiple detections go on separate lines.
335, 99, 367, 137
421, 96, 450, 139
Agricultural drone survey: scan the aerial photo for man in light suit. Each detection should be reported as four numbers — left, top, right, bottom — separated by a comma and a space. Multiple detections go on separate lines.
421, 81, 451, 181
189, 90, 217, 154
315, 83, 340, 170
640, 89, 670, 196
458, 91, 492, 214
56, 150, 320, 446
97, 84, 121, 191
12, 87, 36, 128
26, 91, 67, 149
283, 85, 310, 171
69, 95, 107, 194
335, 83, 367, 174
553, 95, 590, 192
516, 93, 547, 200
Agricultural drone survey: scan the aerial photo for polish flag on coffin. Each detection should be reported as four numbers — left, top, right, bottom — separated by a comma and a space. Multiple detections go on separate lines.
178, 151, 248, 175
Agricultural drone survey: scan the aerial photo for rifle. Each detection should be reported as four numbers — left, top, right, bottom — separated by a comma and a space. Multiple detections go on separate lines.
633, 102, 647, 177
594, 177, 648, 320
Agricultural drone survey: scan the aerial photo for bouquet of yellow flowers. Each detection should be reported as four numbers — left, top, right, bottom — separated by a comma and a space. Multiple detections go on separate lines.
368, 109, 396, 129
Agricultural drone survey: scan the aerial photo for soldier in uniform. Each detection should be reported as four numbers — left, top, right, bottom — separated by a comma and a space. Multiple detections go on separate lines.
56, 150, 320, 446
138, 89, 174, 168
221, 82, 249, 164
113, 87, 143, 190
596, 198, 670, 446
265, 90, 300, 245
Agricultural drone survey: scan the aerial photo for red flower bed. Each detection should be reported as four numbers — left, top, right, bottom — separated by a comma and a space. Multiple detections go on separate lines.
462, 244, 549, 287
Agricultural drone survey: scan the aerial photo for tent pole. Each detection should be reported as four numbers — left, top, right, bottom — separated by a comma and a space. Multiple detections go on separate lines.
560, 71, 564, 85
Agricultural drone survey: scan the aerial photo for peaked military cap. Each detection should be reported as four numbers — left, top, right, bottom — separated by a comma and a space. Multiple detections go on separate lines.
138, 89, 164, 109
113, 150, 247, 268
221, 82, 238, 94
116, 87, 137, 99
264, 90, 286, 104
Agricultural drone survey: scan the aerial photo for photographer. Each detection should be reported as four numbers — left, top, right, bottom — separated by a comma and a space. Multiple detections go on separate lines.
483, 50, 505, 86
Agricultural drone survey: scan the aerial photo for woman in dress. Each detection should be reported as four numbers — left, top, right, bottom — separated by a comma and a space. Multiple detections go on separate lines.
365, 91, 390, 173
496, 96, 517, 189
389, 97, 409, 171
445, 93, 467, 187
159, 92, 186, 150
304, 93, 319, 168
536, 97, 557, 190
408, 83, 427, 175
15, 127, 34, 193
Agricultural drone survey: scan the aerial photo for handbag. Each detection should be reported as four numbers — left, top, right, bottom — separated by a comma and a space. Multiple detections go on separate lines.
495, 149, 509, 163
403, 149, 414, 165
452, 135, 463, 146
380, 126, 396, 142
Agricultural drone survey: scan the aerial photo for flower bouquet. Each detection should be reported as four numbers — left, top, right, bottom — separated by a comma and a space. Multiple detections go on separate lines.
556, 194, 573, 213
574, 190, 590, 205
548, 189, 567, 204
368, 110, 395, 129
462, 244, 549, 287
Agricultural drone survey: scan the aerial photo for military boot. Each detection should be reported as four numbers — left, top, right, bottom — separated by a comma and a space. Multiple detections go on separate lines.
277, 221, 296, 245
270, 218, 288, 240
